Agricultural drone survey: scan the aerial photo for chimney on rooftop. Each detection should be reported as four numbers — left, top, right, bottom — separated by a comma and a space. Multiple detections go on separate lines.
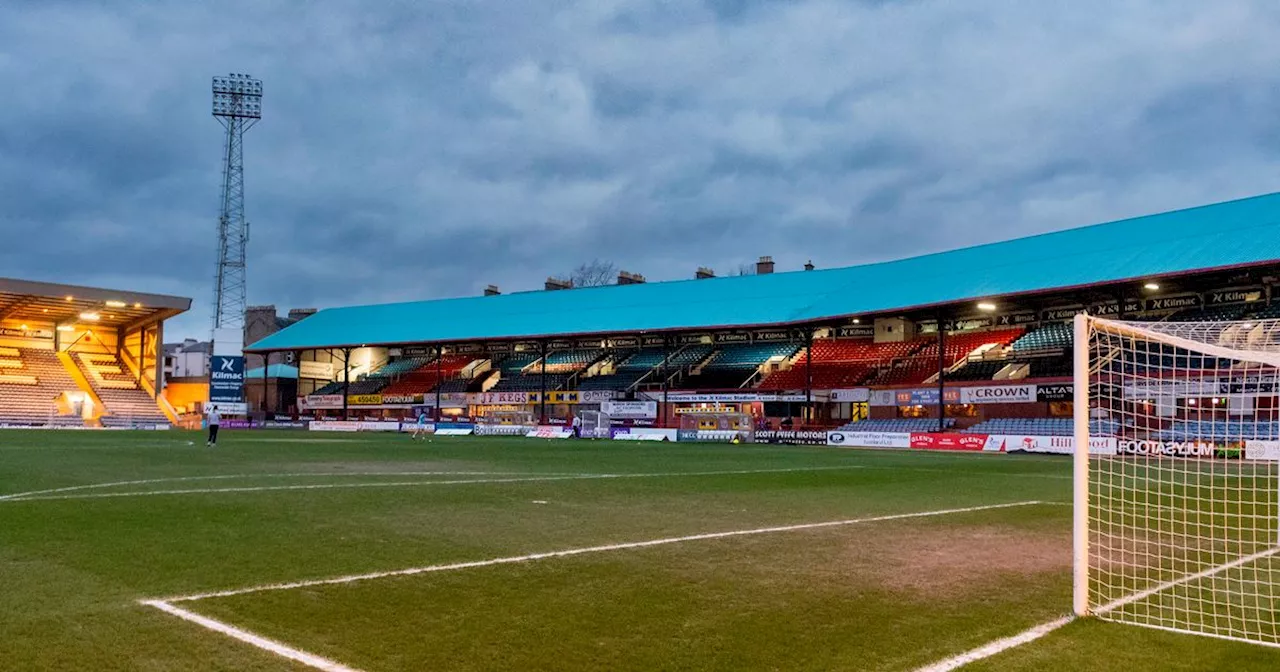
756, 256, 775, 275
287, 308, 317, 321
484, 285, 501, 296
695, 267, 715, 280
803, 260, 814, 271
545, 277, 573, 291
617, 271, 646, 285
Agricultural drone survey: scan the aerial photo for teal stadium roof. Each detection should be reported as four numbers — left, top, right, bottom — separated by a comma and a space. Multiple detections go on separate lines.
248, 192, 1280, 352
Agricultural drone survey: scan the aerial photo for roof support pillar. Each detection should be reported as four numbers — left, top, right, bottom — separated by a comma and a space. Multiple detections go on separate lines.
342, 347, 351, 421
804, 328, 813, 423
435, 345, 443, 421
539, 341, 548, 424
937, 319, 946, 433
661, 336, 671, 428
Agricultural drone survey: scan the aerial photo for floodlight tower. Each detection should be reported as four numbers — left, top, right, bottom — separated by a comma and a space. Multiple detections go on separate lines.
210, 73, 263, 331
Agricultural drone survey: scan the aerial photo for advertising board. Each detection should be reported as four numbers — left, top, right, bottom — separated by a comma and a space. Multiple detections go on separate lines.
825, 431, 910, 448
1245, 440, 1280, 461
754, 430, 828, 446
958, 385, 1037, 404
301, 394, 344, 410
909, 432, 989, 451
298, 361, 335, 380
983, 434, 1117, 455
829, 389, 871, 403
601, 400, 657, 419
209, 355, 245, 407
526, 426, 574, 439
309, 421, 360, 432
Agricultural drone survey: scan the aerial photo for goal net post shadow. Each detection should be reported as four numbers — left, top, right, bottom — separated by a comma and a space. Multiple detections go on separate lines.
1073, 313, 1280, 647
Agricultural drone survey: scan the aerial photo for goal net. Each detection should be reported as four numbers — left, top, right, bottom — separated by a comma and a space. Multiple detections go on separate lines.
475, 409, 536, 436
678, 413, 755, 442
1075, 313, 1280, 647
577, 410, 612, 439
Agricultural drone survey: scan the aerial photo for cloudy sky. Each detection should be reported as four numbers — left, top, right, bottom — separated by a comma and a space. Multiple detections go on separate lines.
4, 1, 1280, 340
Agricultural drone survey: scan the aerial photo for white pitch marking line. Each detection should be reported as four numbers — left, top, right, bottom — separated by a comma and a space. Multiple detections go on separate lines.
141, 600, 364, 672
0, 472, 565, 501
913, 615, 1074, 672
157, 500, 1044, 603
1096, 545, 1280, 615
1, 466, 863, 502
913, 545, 1280, 671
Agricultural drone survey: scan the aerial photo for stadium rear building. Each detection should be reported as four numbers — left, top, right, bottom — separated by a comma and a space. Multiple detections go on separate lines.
238, 192, 1280, 436
0, 277, 190, 428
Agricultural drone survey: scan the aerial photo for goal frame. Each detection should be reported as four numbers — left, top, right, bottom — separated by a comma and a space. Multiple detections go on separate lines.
1072, 312, 1280, 641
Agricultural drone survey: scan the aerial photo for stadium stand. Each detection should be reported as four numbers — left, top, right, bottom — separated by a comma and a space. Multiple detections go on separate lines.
541, 349, 605, 374
964, 418, 1120, 437
943, 360, 1006, 382
1010, 323, 1072, 353
380, 355, 474, 395
73, 351, 168, 426
0, 348, 84, 426
1158, 420, 1280, 441
679, 343, 800, 390
833, 418, 956, 432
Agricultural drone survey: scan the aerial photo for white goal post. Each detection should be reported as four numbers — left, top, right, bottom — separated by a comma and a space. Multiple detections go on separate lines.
1074, 313, 1280, 647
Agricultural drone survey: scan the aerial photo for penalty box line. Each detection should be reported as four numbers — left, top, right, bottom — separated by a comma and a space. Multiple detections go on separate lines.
142, 500, 1051, 672
141, 599, 365, 672
154, 499, 1048, 603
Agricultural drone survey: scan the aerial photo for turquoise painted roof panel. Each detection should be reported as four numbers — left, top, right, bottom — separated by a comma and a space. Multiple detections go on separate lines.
248, 192, 1280, 351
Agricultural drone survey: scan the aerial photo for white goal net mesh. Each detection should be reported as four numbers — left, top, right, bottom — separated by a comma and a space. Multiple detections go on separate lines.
578, 410, 612, 439
1081, 315, 1280, 646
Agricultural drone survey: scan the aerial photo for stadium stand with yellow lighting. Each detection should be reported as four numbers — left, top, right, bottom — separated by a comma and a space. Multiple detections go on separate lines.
0, 277, 191, 428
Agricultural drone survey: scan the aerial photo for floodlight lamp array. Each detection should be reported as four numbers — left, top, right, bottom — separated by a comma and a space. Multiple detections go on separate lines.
211, 73, 263, 119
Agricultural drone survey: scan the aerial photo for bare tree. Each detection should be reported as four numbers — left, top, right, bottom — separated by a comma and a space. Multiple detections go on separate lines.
731, 263, 756, 277
570, 259, 617, 287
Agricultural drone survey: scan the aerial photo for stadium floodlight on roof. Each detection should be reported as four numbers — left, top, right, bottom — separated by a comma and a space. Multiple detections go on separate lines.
209, 73, 263, 337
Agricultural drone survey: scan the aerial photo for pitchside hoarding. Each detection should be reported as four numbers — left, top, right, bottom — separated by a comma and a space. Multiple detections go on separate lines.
209, 355, 245, 410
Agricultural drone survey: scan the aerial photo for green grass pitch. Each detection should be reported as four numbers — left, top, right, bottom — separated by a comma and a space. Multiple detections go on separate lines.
2, 429, 1279, 671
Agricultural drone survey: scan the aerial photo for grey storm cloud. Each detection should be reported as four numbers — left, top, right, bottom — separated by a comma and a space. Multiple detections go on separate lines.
4, 0, 1280, 340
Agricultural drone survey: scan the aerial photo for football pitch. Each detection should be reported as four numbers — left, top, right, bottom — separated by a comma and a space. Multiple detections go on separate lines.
3, 431, 1280, 671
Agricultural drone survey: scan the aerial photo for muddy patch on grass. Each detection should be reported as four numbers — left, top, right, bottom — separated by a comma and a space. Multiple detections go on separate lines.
858, 525, 1068, 596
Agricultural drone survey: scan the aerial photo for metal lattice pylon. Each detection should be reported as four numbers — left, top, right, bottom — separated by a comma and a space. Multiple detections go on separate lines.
211, 74, 262, 331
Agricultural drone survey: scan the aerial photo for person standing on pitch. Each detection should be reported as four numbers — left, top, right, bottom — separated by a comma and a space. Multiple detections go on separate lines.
571, 413, 582, 438
412, 409, 430, 441
206, 405, 221, 447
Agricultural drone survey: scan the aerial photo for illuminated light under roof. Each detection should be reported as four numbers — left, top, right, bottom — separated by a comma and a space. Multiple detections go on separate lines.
851, 318, 860, 324
41, 308, 48, 313
64, 296, 73, 302
78, 312, 100, 321
133, 302, 142, 309
977, 302, 997, 312
56, 325, 74, 332
105, 300, 127, 308
1144, 282, 1160, 291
